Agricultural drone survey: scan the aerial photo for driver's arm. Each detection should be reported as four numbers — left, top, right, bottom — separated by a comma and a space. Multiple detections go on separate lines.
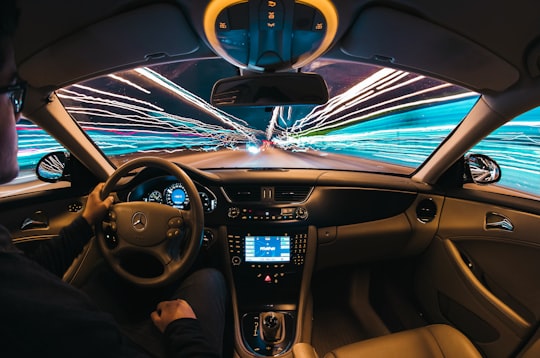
151, 299, 220, 357
26, 183, 114, 277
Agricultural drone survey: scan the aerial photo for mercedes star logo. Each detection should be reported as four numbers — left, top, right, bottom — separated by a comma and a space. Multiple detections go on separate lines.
132, 212, 147, 231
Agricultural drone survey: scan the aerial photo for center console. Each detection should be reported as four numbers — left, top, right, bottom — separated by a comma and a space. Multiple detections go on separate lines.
226, 225, 312, 356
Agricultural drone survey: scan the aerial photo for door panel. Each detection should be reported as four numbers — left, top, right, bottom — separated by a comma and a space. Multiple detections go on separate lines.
1, 187, 85, 242
415, 196, 540, 358
0, 186, 94, 283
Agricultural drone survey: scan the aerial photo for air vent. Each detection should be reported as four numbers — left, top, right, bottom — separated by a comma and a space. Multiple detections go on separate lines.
416, 198, 437, 223
274, 186, 312, 202
223, 186, 261, 202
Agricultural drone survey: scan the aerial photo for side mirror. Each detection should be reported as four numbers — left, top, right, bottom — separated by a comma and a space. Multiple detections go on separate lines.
36, 151, 71, 183
211, 72, 328, 107
464, 153, 501, 184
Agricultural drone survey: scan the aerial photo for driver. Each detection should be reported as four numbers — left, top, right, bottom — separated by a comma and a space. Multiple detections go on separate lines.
0, 1, 226, 357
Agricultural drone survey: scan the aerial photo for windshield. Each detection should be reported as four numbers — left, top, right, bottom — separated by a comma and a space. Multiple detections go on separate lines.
59, 59, 479, 174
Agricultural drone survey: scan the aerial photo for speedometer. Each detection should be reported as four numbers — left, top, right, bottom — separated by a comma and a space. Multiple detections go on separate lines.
164, 183, 190, 208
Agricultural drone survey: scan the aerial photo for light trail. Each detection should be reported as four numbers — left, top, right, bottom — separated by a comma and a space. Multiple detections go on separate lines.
14, 60, 538, 196
70, 84, 163, 111
56, 68, 265, 155
134, 68, 259, 143
108, 74, 151, 94
281, 69, 473, 137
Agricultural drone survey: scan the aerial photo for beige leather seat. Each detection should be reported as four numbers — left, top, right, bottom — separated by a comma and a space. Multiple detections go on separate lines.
323, 324, 482, 358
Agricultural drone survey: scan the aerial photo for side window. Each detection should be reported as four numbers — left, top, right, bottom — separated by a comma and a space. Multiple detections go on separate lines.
468, 107, 540, 198
0, 118, 70, 198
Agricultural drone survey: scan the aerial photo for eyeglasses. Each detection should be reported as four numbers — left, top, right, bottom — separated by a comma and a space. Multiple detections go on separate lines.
0, 81, 27, 114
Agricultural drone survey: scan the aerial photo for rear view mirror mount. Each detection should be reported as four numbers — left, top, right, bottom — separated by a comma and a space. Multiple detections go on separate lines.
211, 73, 328, 107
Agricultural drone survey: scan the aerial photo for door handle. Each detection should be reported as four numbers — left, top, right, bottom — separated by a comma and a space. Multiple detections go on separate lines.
20, 211, 49, 230
485, 212, 513, 232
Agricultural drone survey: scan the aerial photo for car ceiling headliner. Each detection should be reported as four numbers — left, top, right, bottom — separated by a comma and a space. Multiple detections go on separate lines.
13, 0, 540, 95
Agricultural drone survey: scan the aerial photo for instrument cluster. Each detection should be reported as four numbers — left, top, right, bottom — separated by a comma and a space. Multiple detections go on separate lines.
128, 176, 217, 213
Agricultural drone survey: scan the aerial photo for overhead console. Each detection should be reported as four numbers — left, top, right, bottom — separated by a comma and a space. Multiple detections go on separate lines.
203, 0, 338, 71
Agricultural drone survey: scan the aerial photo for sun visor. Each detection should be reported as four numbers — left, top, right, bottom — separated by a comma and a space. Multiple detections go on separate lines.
19, 4, 199, 88
340, 7, 519, 92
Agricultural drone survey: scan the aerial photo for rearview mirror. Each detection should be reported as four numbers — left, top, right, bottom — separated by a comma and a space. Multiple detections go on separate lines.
36, 151, 71, 183
464, 153, 501, 184
211, 73, 328, 107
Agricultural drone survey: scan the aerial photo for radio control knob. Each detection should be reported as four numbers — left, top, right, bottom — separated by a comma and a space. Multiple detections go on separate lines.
228, 207, 240, 219
295, 207, 308, 220
231, 256, 241, 265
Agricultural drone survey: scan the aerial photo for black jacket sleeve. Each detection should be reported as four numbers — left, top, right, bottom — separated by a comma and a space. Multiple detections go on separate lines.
26, 216, 94, 277
164, 318, 221, 358
2, 223, 217, 358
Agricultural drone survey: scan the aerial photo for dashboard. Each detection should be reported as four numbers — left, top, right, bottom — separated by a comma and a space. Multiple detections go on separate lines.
98, 165, 448, 358
126, 175, 218, 213
117, 166, 442, 272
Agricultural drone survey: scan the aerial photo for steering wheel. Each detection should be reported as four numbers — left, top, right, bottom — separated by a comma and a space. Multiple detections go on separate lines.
96, 157, 204, 287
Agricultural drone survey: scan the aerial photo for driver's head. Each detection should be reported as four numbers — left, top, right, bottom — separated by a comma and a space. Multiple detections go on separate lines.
0, 0, 22, 184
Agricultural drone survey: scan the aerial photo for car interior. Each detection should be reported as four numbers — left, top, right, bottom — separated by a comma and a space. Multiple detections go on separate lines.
1, 0, 540, 357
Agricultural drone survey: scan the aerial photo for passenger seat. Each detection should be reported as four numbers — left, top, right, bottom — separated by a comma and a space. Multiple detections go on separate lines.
323, 324, 482, 358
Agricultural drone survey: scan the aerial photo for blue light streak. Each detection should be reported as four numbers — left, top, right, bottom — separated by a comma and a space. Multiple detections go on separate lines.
13, 60, 540, 197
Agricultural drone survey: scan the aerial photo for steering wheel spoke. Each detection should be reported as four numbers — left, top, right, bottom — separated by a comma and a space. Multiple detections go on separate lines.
96, 157, 204, 287
179, 209, 194, 226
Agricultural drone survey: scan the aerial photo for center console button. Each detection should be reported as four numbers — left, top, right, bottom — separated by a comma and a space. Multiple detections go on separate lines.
228, 207, 240, 218
231, 256, 242, 265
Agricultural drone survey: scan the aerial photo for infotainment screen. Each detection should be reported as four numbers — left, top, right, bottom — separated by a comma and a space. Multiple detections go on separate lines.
245, 236, 291, 262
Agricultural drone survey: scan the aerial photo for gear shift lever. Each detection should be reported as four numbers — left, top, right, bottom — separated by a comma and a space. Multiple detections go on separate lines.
260, 311, 284, 343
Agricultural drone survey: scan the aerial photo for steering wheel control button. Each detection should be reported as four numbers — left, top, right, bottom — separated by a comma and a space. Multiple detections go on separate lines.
168, 217, 183, 227
167, 228, 181, 239
104, 228, 118, 249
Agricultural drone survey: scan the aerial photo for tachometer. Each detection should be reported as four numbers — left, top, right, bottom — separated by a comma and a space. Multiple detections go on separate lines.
146, 190, 163, 203
165, 182, 190, 208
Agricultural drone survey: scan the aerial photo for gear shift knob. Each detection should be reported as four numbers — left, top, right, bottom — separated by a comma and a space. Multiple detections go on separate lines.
260, 311, 284, 342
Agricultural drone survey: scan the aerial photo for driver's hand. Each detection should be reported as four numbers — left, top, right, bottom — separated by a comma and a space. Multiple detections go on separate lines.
82, 183, 115, 226
151, 299, 197, 333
